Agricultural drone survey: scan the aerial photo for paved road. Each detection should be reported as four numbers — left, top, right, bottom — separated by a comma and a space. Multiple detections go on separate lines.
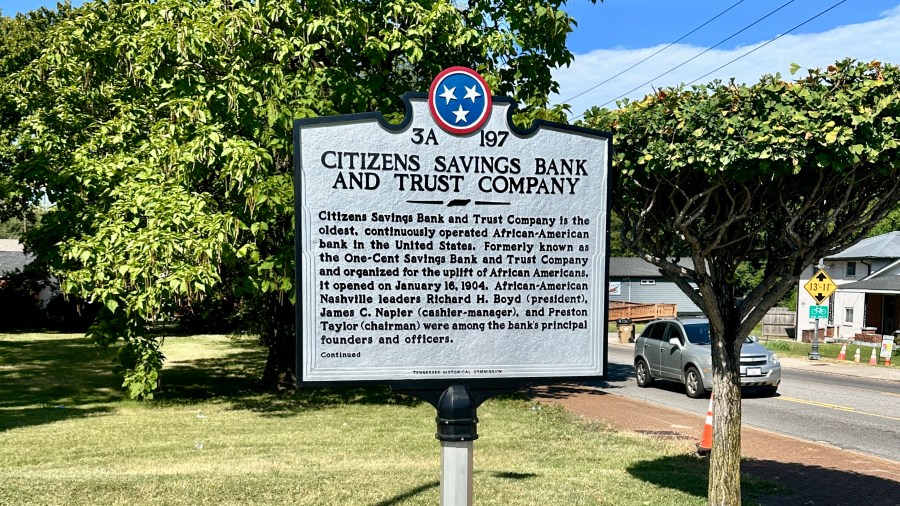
603, 345, 900, 462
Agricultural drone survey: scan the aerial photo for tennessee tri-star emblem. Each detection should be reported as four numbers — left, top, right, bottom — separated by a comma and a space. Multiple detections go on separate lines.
428, 67, 492, 135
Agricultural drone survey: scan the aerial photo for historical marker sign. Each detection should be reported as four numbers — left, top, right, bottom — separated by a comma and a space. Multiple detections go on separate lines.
294, 68, 612, 385
804, 269, 837, 305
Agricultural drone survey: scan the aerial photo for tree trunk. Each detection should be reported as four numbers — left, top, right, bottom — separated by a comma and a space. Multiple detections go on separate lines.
259, 294, 297, 390
708, 333, 742, 505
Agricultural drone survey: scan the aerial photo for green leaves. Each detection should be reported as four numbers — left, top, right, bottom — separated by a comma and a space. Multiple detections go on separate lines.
583, 59, 900, 332
12, 0, 581, 398
588, 59, 900, 180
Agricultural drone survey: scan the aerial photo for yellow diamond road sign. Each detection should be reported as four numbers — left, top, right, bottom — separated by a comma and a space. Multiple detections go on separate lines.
804, 269, 837, 305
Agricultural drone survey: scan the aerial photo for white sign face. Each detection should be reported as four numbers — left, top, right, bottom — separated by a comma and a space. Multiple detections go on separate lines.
608, 282, 622, 296
295, 73, 611, 383
880, 335, 894, 359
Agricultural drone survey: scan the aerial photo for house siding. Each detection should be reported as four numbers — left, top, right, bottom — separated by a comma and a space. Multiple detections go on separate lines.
609, 277, 702, 315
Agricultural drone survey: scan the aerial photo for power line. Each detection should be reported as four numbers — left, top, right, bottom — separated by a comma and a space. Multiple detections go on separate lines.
686, 0, 848, 85
568, 0, 799, 119
560, 0, 746, 105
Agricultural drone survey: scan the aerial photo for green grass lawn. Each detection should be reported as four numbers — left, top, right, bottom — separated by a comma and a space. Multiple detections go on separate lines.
762, 338, 899, 368
0, 333, 782, 505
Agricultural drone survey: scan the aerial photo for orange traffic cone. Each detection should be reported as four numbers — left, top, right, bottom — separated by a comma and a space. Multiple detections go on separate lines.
837, 343, 847, 361
869, 348, 878, 366
854, 348, 861, 363
697, 394, 713, 456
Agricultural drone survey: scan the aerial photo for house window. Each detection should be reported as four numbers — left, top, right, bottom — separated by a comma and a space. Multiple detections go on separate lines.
846, 261, 856, 277
845, 308, 854, 323
640, 280, 656, 285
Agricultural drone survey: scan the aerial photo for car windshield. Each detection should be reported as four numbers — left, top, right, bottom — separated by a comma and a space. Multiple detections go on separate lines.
684, 324, 711, 345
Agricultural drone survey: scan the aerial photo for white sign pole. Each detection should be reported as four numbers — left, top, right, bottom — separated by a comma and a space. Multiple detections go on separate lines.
441, 441, 473, 506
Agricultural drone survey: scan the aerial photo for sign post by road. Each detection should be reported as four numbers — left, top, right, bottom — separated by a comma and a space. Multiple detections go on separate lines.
804, 268, 837, 360
294, 67, 612, 505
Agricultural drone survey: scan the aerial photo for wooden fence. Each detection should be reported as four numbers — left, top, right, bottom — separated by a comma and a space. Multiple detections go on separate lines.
608, 301, 677, 322
762, 307, 796, 340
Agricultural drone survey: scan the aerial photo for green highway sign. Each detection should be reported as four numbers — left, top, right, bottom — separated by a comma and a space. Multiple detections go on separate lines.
809, 305, 829, 319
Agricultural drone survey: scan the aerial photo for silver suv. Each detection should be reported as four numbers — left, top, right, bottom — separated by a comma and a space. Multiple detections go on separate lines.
633, 318, 781, 398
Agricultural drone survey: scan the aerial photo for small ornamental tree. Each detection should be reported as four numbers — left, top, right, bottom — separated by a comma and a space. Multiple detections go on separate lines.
14, 0, 585, 398
584, 59, 900, 504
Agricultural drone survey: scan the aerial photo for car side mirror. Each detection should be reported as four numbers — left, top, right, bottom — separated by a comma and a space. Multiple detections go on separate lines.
748, 335, 760, 343
668, 337, 682, 348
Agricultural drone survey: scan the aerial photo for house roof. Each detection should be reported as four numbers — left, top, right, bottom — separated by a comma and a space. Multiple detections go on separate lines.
827, 231, 900, 260
0, 240, 30, 277
609, 257, 694, 278
0, 239, 24, 252
838, 275, 900, 294
0, 250, 32, 277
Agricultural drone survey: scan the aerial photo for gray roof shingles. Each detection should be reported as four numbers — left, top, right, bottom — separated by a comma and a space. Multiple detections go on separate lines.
839, 275, 900, 293
0, 250, 32, 277
828, 231, 900, 260
609, 257, 694, 278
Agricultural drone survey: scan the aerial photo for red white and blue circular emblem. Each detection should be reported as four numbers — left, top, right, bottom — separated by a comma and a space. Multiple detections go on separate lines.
428, 67, 492, 135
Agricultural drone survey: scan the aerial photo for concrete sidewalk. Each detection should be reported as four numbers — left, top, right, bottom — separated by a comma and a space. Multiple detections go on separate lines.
533, 385, 900, 505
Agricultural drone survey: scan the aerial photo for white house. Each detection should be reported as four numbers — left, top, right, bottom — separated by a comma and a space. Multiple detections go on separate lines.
796, 231, 900, 341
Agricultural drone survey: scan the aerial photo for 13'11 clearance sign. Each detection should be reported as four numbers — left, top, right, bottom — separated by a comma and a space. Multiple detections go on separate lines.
294, 67, 613, 385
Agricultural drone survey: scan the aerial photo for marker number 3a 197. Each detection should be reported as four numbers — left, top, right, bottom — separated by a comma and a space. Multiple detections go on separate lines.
480, 130, 508, 147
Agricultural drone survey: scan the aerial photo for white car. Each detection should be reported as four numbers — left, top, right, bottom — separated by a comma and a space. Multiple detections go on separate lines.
633, 318, 781, 398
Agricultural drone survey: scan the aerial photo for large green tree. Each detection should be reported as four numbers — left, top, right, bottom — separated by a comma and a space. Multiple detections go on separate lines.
14, 0, 584, 398
868, 203, 900, 236
585, 59, 900, 504
0, 5, 72, 224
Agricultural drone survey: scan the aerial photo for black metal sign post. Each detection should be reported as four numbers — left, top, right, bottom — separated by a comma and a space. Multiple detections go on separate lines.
294, 67, 612, 505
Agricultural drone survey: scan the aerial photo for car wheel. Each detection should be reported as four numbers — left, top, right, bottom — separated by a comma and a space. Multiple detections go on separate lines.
635, 359, 654, 387
759, 386, 778, 397
684, 366, 707, 399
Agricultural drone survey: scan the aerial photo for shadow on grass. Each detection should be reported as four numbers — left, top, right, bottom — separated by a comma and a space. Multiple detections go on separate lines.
628, 455, 898, 505
372, 481, 439, 506
0, 336, 120, 432
1, 334, 426, 431
628, 455, 785, 504
154, 338, 423, 416
369, 470, 537, 505
628, 455, 710, 498
491, 471, 538, 480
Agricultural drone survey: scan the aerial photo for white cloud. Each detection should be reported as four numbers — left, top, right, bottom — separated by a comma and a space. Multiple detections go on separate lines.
553, 8, 900, 118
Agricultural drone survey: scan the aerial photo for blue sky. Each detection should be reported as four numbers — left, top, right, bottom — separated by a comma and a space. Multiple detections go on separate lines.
555, 0, 900, 117
562, 0, 899, 53
6, 0, 900, 117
